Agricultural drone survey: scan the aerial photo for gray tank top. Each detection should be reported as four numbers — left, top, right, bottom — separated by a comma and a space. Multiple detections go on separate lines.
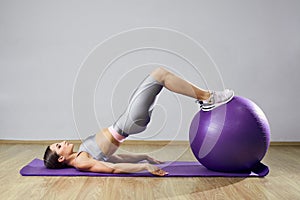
78, 134, 108, 161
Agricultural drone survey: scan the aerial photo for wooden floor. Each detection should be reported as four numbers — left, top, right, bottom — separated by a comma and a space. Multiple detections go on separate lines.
0, 142, 299, 200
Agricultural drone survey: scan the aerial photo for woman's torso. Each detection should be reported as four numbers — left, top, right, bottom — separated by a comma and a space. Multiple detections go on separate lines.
78, 128, 120, 161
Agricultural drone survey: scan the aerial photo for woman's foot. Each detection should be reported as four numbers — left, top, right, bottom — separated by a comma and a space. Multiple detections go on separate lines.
196, 89, 234, 111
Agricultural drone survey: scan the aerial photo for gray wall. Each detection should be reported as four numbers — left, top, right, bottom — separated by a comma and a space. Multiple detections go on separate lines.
1, 0, 299, 141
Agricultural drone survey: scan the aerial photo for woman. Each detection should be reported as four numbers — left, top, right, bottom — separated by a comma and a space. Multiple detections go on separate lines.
44, 67, 234, 176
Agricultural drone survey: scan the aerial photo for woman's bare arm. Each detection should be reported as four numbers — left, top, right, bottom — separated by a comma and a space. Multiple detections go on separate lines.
107, 154, 163, 164
75, 156, 167, 176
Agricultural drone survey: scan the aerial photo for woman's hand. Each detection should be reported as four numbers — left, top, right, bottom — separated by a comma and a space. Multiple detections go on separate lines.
146, 156, 164, 164
145, 163, 168, 176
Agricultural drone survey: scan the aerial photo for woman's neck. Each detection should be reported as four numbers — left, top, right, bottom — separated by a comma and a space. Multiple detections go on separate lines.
65, 152, 79, 167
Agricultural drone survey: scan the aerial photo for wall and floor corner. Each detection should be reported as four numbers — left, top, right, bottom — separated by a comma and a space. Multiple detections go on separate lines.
1, 0, 300, 142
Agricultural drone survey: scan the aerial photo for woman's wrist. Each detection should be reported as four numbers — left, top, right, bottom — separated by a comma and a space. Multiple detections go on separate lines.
143, 163, 150, 171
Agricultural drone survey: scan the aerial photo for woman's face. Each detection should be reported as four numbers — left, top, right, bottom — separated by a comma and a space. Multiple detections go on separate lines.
50, 141, 74, 156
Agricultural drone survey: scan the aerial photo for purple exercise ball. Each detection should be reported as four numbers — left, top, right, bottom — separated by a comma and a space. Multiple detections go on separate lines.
189, 96, 271, 172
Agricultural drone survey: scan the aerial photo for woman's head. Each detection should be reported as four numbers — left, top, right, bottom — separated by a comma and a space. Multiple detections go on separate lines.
43, 141, 74, 169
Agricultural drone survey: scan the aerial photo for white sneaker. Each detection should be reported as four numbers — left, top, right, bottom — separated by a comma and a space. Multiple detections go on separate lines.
196, 89, 234, 111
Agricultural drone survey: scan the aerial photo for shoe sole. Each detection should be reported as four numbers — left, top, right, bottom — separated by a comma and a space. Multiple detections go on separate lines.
202, 91, 235, 112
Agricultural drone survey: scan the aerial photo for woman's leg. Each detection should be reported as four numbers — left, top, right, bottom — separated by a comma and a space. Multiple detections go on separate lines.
150, 67, 234, 111
150, 67, 210, 101
112, 67, 234, 138
113, 75, 163, 137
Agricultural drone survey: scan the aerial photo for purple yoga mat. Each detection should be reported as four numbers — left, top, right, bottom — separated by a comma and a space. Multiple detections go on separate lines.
20, 158, 269, 177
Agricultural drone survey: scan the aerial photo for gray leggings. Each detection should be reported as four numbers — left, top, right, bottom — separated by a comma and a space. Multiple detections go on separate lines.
112, 75, 163, 137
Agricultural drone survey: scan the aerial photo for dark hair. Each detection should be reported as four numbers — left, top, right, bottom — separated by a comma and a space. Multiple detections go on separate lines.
43, 146, 67, 169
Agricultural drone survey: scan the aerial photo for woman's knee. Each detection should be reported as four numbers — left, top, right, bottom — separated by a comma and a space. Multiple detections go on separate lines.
150, 67, 170, 83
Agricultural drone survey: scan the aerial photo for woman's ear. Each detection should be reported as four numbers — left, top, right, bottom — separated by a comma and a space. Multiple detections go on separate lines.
58, 156, 65, 163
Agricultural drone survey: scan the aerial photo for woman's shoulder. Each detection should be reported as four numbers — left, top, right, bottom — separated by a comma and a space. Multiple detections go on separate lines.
77, 151, 91, 158
74, 152, 95, 170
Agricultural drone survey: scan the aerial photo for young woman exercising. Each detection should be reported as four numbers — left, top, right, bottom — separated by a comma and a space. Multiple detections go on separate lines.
44, 67, 234, 176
